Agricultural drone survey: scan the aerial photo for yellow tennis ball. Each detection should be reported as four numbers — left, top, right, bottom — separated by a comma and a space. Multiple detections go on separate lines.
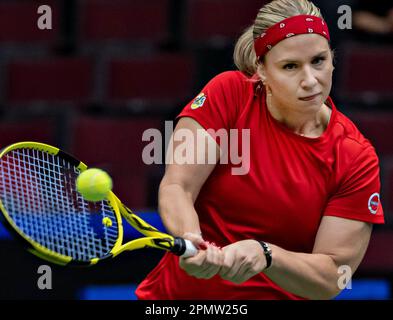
76, 168, 113, 202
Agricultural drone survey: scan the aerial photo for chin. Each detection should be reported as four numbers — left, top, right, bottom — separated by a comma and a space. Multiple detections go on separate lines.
300, 96, 324, 106
297, 99, 324, 113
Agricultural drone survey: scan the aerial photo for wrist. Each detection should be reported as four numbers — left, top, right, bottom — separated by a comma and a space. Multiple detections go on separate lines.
181, 231, 203, 239
257, 241, 272, 270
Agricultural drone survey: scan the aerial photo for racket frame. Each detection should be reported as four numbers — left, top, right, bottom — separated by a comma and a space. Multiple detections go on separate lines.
0, 141, 196, 266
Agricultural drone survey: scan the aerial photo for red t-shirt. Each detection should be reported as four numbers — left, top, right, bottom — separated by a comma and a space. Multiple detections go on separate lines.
135, 71, 384, 300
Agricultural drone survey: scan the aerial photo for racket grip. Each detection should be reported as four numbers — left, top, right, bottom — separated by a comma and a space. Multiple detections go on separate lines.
172, 237, 198, 257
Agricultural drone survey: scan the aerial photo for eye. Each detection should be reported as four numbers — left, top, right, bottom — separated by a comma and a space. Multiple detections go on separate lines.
283, 63, 297, 70
312, 56, 326, 66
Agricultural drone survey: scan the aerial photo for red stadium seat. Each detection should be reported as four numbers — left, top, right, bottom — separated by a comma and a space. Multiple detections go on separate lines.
0, 1, 59, 44
358, 231, 393, 275
384, 162, 393, 217
348, 112, 393, 157
185, 0, 265, 45
71, 116, 163, 208
0, 118, 56, 149
108, 53, 195, 106
337, 44, 393, 104
6, 57, 93, 104
80, 0, 170, 44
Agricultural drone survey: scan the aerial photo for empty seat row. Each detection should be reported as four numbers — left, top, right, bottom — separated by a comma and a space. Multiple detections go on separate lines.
186, 0, 265, 44
349, 112, 393, 157
4, 53, 195, 110
0, 0, 266, 47
80, 0, 170, 44
336, 44, 393, 104
0, 0, 59, 44
4, 45, 393, 109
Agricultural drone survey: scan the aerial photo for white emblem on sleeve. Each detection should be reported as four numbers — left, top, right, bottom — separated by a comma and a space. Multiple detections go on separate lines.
368, 193, 380, 214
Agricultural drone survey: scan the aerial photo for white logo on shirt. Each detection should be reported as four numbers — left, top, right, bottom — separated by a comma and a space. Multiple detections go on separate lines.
368, 193, 380, 215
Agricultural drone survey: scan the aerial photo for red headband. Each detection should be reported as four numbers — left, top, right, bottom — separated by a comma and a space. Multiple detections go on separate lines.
254, 15, 330, 59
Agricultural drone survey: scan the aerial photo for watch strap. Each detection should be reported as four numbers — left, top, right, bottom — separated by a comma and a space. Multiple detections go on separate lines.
258, 241, 272, 269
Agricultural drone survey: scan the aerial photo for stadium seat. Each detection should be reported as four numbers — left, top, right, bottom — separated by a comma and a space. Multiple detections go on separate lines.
358, 231, 393, 275
5, 57, 93, 104
70, 116, 163, 208
107, 53, 195, 109
0, 118, 56, 149
337, 44, 393, 105
348, 112, 393, 157
185, 0, 266, 45
0, 0, 59, 44
79, 0, 170, 45
384, 162, 393, 217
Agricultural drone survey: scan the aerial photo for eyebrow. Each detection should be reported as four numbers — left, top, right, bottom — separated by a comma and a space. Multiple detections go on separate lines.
276, 50, 329, 64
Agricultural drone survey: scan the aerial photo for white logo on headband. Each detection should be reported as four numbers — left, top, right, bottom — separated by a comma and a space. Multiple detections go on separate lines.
306, 18, 314, 22
323, 31, 327, 35
308, 28, 314, 33
286, 33, 295, 37
279, 23, 285, 28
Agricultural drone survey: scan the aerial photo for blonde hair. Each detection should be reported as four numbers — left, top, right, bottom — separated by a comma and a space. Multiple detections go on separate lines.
234, 0, 323, 77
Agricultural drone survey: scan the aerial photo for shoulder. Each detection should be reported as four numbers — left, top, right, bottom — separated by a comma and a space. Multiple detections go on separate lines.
198, 71, 253, 113
205, 71, 251, 94
331, 107, 379, 168
210, 70, 249, 83
335, 110, 373, 150
179, 71, 253, 128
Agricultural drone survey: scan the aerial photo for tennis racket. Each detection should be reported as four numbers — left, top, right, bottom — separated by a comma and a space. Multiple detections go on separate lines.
0, 141, 197, 266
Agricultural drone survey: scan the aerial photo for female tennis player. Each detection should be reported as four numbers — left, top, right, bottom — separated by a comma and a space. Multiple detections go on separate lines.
136, 0, 384, 300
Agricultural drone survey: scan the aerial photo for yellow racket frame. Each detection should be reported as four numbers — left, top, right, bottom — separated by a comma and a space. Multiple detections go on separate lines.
0, 141, 177, 266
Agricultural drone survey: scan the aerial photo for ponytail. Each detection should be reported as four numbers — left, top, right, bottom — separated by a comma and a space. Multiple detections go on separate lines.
233, 26, 257, 77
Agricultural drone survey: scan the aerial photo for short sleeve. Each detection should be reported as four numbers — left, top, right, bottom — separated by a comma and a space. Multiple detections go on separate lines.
176, 71, 246, 144
324, 146, 384, 224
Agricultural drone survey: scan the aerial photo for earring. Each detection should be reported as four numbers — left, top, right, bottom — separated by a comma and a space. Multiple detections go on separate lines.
261, 78, 272, 96
266, 86, 272, 97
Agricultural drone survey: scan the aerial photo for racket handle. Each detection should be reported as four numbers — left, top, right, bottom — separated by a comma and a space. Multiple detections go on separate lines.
172, 237, 198, 257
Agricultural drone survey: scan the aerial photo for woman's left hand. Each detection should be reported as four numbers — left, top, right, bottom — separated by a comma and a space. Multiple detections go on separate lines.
219, 240, 267, 284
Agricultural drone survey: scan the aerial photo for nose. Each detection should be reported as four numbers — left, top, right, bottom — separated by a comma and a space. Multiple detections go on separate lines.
300, 65, 318, 90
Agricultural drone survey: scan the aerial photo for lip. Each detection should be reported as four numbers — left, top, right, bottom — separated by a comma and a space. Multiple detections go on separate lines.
299, 93, 321, 101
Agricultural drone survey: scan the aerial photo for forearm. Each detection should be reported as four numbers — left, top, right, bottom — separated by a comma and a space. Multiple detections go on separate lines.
264, 244, 342, 300
158, 183, 202, 237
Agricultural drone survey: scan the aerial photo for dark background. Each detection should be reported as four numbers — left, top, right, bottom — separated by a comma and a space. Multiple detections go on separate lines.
0, 0, 392, 300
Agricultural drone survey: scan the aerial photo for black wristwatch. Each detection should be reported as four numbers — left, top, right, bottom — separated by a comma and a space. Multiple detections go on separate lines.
258, 241, 272, 269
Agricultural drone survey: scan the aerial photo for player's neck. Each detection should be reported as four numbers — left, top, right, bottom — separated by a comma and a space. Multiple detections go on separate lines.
266, 97, 331, 138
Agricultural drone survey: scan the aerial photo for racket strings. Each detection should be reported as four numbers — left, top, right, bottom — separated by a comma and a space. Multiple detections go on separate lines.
0, 148, 118, 261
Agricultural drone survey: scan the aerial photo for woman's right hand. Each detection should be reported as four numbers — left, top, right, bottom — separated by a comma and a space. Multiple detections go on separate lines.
179, 232, 223, 279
